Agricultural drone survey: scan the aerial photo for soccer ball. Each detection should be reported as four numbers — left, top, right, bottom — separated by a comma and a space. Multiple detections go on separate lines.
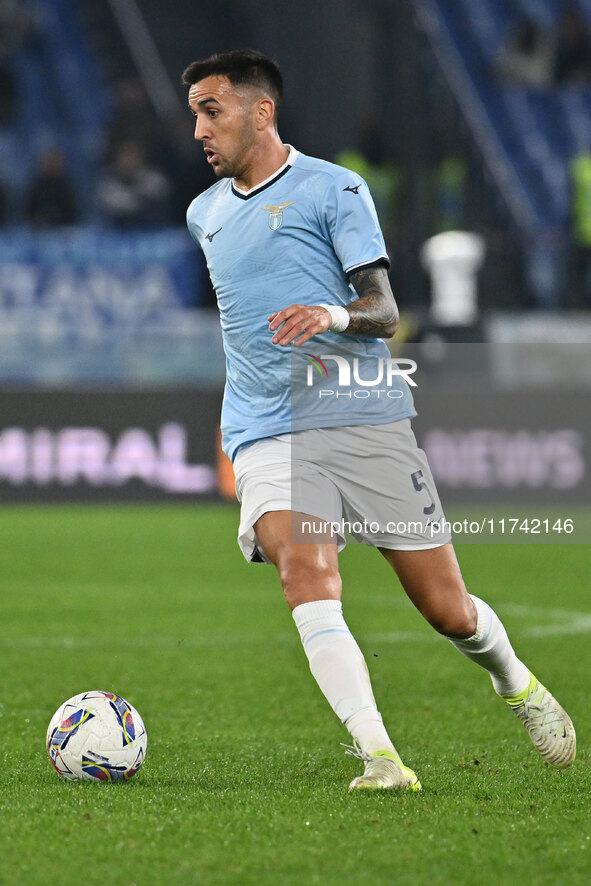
46, 690, 147, 781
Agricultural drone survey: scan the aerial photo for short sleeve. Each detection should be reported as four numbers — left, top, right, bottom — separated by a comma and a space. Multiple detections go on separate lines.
186, 198, 203, 249
323, 171, 389, 277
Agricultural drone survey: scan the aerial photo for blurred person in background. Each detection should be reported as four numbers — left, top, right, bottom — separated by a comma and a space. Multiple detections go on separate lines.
106, 78, 212, 225
0, 0, 40, 42
335, 122, 408, 307
26, 146, 79, 227
334, 121, 401, 242
498, 15, 554, 88
554, 2, 591, 84
0, 0, 41, 71
106, 75, 165, 166
0, 2, 39, 223
426, 98, 473, 237
95, 139, 173, 228
0, 36, 16, 124
431, 154, 469, 232
0, 165, 7, 224
570, 141, 591, 302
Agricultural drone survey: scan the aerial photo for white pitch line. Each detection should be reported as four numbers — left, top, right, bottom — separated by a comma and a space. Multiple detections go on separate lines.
523, 619, 591, 638
498, 602, 591, 638
0, 634, 296, 649
2, 604, 590, 649
500, 602, 591, 621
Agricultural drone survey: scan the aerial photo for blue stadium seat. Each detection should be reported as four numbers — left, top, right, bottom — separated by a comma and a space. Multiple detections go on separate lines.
4, 0, 109, 221
421, 0, 591, 233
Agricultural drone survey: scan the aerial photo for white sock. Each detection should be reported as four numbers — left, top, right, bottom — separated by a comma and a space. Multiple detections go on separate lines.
292, 599, 395, 755
450, 594, 530, 697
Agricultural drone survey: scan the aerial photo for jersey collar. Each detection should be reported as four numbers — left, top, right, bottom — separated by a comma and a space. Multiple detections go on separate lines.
231, 145, 298, 200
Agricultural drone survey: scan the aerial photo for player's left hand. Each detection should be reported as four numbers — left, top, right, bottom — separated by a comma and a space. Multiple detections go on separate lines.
268, 304, 331, 346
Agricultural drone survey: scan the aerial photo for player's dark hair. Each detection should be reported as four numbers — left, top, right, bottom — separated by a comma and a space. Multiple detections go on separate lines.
182, 49, 283, 115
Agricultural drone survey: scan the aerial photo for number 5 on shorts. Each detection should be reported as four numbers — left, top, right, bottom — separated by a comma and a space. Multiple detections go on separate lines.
411, 469, 436, 515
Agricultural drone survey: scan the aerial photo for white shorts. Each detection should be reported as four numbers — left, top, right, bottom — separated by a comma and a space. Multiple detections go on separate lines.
233, 420, 452, 563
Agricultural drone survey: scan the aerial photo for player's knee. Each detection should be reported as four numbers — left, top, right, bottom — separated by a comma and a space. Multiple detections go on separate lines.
277, 549, 341, 609
426, 594, 477, 639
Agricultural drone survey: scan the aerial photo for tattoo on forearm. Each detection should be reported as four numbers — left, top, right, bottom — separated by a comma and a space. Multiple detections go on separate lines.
345, 266, 399, 337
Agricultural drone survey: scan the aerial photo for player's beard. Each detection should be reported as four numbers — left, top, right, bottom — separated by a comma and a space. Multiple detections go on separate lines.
215, 118, 257, 180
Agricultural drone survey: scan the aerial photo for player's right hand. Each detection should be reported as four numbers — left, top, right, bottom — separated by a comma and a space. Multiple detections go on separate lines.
268, 304, 332, 347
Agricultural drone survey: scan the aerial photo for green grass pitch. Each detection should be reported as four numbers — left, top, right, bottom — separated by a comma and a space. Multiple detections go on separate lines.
0, 504, 589, 886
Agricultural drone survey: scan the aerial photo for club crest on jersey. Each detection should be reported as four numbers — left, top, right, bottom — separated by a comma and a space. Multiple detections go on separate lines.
261, 202, 295, 230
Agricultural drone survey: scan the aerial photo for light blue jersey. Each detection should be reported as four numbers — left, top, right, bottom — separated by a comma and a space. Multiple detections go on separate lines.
187, 147, 416, 461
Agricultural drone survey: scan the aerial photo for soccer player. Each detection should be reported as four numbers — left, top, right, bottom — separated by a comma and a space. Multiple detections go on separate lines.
183, 49, 575, 790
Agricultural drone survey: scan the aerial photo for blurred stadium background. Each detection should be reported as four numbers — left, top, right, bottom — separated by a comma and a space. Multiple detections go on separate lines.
0, 0, 589, 522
